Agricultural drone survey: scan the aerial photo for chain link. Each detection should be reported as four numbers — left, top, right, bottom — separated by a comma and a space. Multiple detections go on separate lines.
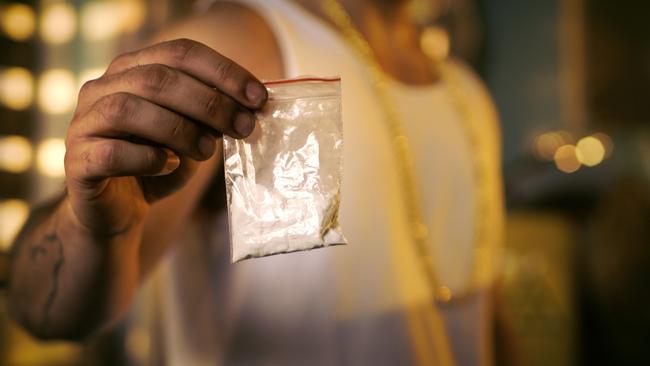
320, 0, 490, 304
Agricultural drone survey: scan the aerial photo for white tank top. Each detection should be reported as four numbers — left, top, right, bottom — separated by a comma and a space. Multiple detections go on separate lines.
135, 1, 504, 365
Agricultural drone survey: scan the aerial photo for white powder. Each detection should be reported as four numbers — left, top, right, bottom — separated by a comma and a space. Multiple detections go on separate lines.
229, 181, 342, 261
223, 77, 347, 262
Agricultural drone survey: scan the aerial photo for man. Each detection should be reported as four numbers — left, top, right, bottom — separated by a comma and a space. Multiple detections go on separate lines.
9, 0, 504, 364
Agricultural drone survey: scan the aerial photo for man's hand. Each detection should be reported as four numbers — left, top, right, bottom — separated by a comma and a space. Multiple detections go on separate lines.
8, 4, 284, 339
64, 38, 267, 236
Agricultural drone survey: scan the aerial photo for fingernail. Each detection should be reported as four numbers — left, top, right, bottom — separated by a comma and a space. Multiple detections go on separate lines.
246, 81, 266, 106
155, 149, 180, 176
199, 135, 215, 158
233, 112, 254, 137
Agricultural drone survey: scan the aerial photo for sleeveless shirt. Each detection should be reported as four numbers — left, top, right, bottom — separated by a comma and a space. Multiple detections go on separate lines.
133, 1, 505, 365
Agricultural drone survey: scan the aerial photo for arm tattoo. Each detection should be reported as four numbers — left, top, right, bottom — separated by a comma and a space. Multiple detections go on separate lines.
29, 233, 65, 327
10, 192, 65, 259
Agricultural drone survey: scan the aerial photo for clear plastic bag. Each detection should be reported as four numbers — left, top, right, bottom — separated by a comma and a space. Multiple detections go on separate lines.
223, 76, 347, 262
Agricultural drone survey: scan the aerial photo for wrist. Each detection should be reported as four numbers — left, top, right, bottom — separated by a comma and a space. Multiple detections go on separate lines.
58, 196, 143, 319
60, 195, 147, 241
57, 198, 144, 270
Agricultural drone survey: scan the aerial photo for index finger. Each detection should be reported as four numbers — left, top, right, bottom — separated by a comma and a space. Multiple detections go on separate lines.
105, 38, 267, 109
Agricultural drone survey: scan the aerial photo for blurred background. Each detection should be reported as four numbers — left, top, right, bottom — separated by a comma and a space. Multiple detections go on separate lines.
0, 0, 648, 365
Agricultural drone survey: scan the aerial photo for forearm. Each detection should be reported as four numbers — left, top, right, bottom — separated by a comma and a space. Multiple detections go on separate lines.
8, 194, 143, 340
6, 35, 268, 341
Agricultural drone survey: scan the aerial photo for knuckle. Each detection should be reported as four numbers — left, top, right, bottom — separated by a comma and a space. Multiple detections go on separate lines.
97, 93, 133, 123
163, 115, 204, 157
78, 79, 96, 97
67, 114, 83, 131
109, 52, 130, 70
137, 64, 174, 95
204, 91, 224, 117
212, 59, 236, 81
63, 149, 74, 174
167, 116, 186, 140
63, 146, 84, 178
96, 142, 121, 172
167, 38, 197, 63
64, 134, 75, 151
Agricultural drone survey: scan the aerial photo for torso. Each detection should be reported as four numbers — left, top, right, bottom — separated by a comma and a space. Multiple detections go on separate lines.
135, 1, 504, 365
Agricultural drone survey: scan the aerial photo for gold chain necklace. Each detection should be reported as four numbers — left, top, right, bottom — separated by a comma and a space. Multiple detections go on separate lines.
320, 0, 491, 304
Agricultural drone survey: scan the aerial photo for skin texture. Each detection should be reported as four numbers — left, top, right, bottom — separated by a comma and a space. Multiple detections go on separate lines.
8, 0, 439, 340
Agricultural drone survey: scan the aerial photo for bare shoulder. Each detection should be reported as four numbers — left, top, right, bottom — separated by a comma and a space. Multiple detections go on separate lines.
153, 2, 284, 80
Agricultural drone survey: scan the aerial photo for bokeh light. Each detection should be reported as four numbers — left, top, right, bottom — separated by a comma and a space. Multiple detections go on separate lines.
81, 0, 146, 41
80, 1, 121, 41
0, 67, 34, 110
532, 131, 575, 161
556, 130, 575, 145
120, 0, 146, 33
40, 2, 77, 44
36, 138, 66, 177
554, 144, 582, 173
534, 132, 564, 161
0, 135, 32, 173
592, 132, 614, 158
37, 69, 76, 114
420, 25, 450, 61
0, 199, 29, 250
1, 3, 36, 41
576, 136, 606, 167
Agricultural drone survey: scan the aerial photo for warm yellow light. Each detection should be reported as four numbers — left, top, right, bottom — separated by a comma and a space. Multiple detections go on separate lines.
81, 0, 146, 41
576, 136, 605, 167
0, 135, 32, 173
36, 138, 66, 177
120, 0, 146, 33
0, 199, 29, 250
554, 144, 582, 173
556, 130, 575, 145
533, 132, 563, 161
80, 2, 118, 41
0, 67, 34, 110
38, 69, 76, 114
532, 130, 577, 161
592, 132, 614, 158
1, 3, 36, 41
40, 2, 77, 44
420, 25, 450, 61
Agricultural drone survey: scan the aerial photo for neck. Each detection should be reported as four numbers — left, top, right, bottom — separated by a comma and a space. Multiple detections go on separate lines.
294, 0, 439, 85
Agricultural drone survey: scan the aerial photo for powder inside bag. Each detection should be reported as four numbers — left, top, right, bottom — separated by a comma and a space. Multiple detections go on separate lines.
223, 77, 347, 262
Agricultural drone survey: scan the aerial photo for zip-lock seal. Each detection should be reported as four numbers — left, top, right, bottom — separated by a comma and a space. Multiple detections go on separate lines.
223, 76, 347, 262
